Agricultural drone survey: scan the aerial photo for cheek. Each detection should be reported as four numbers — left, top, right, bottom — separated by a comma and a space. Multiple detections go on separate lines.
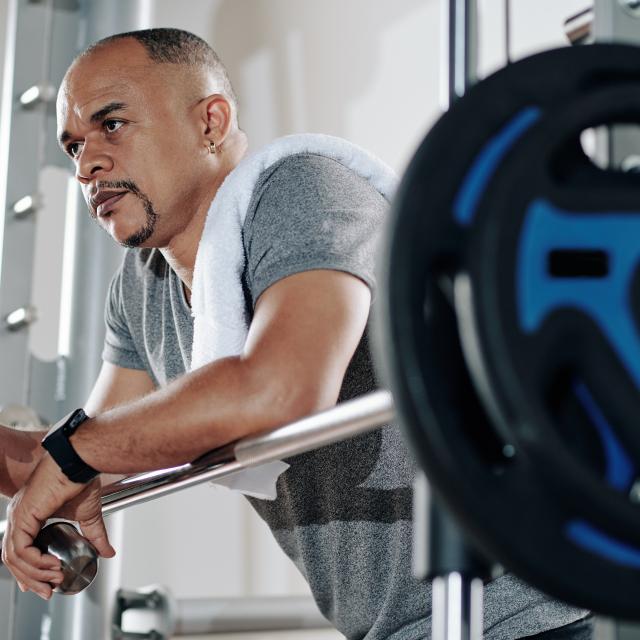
121, 132, 203, 209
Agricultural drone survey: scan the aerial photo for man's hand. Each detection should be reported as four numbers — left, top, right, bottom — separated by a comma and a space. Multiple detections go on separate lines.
1, 453, 115, 599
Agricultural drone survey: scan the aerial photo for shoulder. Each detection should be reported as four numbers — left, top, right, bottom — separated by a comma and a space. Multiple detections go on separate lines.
253, 152, 382, 203
245, 152, 388, 235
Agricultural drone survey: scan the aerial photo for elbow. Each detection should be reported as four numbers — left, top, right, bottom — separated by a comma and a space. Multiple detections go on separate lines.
244, 363, 340, 433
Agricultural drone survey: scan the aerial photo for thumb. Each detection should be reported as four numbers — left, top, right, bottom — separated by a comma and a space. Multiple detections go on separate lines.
79, 515, 116, 558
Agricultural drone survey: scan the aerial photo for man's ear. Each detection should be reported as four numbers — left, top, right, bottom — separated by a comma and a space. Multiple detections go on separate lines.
201, 94, 233, 145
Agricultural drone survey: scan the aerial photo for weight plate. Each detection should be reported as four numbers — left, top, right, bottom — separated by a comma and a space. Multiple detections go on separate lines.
377, 43, 640, 617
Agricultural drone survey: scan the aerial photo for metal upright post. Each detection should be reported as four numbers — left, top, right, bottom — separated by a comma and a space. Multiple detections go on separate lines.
592, 0, 640, 171
592, 5, 640, 640
415, 3, 488, 640
441, 0, 478, 108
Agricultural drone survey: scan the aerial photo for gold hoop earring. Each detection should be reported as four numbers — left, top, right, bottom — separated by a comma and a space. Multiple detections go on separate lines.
209, 140, 217, 155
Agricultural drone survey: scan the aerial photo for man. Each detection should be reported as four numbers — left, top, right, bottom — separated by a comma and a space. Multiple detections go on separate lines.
0, 28, 589, 640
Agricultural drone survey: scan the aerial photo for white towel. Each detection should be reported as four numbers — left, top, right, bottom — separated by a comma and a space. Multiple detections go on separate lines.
189, 134, 397, 499
190, 133, 397, 369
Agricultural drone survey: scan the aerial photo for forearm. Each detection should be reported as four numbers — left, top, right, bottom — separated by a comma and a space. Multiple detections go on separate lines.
0, 426, 48, 497
70, 355, 317, 475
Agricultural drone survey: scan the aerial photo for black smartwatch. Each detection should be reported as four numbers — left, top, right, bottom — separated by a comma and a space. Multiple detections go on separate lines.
41, 409, 99, 483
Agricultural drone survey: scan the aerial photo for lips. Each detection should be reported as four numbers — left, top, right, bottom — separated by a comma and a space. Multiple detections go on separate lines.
91, 191, 128, 217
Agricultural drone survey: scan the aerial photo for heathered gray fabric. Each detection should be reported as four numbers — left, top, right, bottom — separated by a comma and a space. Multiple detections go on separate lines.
101, 153, 588, 639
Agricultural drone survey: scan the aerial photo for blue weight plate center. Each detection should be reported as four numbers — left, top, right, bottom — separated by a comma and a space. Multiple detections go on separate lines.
453, 106, 640, 569
518, 199, 640, 389
518, 201, 640, 566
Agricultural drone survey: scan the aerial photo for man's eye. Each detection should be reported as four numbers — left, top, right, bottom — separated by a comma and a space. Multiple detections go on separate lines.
67, 142, 84, 158
104, 119, 124, 133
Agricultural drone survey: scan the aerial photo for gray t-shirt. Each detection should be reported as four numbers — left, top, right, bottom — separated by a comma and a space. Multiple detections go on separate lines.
102, 153, 587, 639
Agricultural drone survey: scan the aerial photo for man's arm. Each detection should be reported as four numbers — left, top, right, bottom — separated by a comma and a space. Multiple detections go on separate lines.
81, 362, 157, 486
0, 364, 155, 498
71, 269, 371, 473
84, 361, 156, 418
2, 268, 370, 599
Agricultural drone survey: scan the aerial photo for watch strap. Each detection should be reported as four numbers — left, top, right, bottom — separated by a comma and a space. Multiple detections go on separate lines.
42, 409, 99, 483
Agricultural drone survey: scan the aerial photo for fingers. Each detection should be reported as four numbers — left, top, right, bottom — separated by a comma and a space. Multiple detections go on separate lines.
7, 555, 63, 599
2, 529, 64, 600
79, 515, 116, 558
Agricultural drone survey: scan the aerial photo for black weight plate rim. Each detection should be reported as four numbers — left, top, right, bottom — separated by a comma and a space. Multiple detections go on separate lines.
376, 43, 640, 617
467, 81, 640, 535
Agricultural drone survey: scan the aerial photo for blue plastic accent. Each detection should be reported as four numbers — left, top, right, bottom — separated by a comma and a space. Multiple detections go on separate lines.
566, 520, 640, 568
453, 107, 542, 226
573, 381, 635, 491
517, 199, 640, 388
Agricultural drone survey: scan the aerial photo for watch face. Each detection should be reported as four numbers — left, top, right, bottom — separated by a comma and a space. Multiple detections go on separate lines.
63, 409, 88, 436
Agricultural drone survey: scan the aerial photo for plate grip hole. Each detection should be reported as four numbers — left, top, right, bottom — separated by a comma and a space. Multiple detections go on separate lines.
548, 249, 609, 278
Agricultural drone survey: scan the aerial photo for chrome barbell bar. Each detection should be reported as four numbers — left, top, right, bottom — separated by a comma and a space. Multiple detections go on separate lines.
0, 390, 395, 545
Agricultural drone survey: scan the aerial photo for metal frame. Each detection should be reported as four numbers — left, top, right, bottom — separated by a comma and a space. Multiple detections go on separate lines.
593, 0, 640, 171
420, 4, 484, 640
592, 6, 640, 640
113, 588, 332, 637
443, 0, 478, 106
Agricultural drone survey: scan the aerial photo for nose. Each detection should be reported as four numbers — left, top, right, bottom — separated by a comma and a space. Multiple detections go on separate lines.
75, 139, 114, 184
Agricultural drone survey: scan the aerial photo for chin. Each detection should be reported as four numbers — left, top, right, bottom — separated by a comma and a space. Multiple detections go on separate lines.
106, 221, 156, 249
119, 232, 155, 249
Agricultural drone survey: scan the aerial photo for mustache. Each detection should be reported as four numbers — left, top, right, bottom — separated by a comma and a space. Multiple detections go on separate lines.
92, 179, 142, 197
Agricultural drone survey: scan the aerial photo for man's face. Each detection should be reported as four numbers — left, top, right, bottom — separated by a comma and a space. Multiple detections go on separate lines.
57, 40, 207, 248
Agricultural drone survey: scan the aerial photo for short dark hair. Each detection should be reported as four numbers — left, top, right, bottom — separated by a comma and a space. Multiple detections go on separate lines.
82, 28, 237, 108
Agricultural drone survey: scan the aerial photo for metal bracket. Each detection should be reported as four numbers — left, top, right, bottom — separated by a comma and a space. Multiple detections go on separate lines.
112, 586, 175, 640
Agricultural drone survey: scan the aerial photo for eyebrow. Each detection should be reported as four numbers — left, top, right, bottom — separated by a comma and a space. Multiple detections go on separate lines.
58, 101, 128, 149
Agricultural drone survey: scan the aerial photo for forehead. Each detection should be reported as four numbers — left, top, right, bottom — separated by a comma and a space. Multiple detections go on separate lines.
57, 40, 168, 127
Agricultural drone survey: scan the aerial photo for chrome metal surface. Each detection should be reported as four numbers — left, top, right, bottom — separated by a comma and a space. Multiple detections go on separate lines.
34, 523, 98, 595
18, 83, 56, 108
564, 7, 594, 45
619, 0, 640, 18
113, 584, 176, 639
11, 193, 39, 218
432, 573, 483, 640
594, 0, 640, 44
101, 390, 394, 516
412, 471, 430, 580
113, 586, 331, 638
621, 155, 640, 173
442, 0, 478, 107
593, 0, 640, 176
4, 305, 36, 331
175, 595, 332, 634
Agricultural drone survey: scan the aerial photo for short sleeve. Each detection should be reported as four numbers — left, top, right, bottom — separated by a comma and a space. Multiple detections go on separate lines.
101, 265, 146, 370
242, 153, 388, 307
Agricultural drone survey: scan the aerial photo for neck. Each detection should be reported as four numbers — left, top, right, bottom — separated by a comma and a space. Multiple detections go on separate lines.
161, 131, 249, 303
